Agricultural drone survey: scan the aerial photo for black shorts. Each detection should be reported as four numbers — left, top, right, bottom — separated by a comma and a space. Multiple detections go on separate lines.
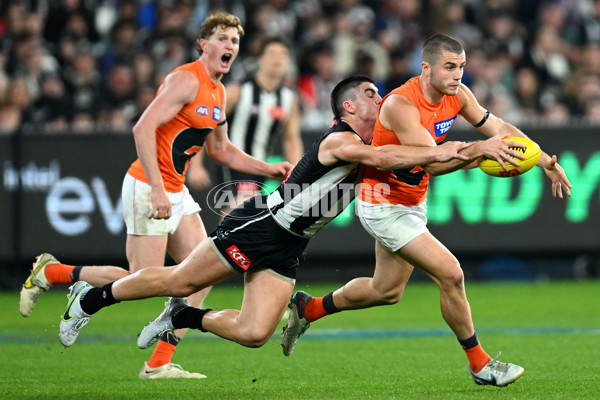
209, 196, 309, 280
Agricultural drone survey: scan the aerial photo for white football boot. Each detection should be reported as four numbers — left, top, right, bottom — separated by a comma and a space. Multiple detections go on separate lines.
470, 352, 524, 386
19, 253, 59, 317
139, 362, 206, 379
281, 291, 312, 356
59, 281, 93, 347
138, 297, 189, 349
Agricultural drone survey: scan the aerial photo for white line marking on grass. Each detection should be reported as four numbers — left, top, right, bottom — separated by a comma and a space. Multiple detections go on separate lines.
2, 327, 599, 344
276, 327, 600, 341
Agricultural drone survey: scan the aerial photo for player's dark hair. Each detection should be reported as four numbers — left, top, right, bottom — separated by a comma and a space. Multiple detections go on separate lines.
330, 75, 374, 119
259, 36, 290, 56
422, 34, 463, 65
196, 12, 245, 56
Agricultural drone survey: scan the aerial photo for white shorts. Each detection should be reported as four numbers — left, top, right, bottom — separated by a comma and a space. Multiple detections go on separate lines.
122, 174, 201, 236
357, 199, 428, 252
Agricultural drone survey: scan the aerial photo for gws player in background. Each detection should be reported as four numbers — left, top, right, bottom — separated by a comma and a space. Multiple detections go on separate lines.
282, 34, 571, 387
19, 12, 292, 379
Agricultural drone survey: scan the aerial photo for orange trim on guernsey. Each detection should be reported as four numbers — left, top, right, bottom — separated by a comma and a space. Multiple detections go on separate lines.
127, 60, 225, 193
359, 76, 462, 206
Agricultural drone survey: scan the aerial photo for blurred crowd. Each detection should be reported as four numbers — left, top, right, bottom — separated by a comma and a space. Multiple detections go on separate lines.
1, 0, 600, 136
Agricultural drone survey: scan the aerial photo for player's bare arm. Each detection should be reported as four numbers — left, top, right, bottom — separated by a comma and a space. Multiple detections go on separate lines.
459, 83, 571, 197
283, 97, 303, 164
132, 70, 199, 218
224, 82, 241, 114
320, 131, 471, 169
204, 114, 294, 180
458, 83, 530, 146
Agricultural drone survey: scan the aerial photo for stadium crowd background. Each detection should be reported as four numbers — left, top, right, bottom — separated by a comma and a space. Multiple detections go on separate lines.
1, 0, 600, 136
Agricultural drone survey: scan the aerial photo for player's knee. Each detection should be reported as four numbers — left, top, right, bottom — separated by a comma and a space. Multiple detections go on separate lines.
236, 327, 271, 348
438, 262, 464, 291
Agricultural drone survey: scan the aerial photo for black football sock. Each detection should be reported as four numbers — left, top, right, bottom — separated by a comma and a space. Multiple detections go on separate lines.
69, 266, 83, 283
158, 331, 180, 346
171, 307, 212, 332
79, 283, 120, 315
323, 292, 340, 314
458, 332, 480, 350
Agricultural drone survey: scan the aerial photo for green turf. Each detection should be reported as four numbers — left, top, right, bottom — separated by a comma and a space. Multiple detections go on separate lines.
1, 280, 599, 399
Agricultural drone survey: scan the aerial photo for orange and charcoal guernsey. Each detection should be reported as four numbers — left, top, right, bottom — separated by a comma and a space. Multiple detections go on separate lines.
127, 60, 225, 193
360, 76, 462, 206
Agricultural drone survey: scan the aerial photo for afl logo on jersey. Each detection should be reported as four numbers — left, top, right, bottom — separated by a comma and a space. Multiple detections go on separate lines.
196, 105, 209, 116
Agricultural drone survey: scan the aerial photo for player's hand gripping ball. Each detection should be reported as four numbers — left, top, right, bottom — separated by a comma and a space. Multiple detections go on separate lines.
478, 136, 541, 177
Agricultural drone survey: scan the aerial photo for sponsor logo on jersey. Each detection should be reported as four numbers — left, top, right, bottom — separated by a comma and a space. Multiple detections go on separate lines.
434, 116, 456, 137
213, 106, 222, 121
196, 105, 209, 116
226, 245, 252, 270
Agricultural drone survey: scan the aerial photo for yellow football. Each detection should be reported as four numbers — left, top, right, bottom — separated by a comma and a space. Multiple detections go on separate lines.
477, 136, 541, 177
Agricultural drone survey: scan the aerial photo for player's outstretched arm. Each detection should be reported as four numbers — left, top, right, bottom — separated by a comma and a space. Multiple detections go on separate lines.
424, 135, 526, 176
319, 131, 471, 169
370, 141, 473, 169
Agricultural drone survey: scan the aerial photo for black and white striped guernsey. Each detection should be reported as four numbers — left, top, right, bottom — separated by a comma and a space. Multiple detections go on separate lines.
267, 119, 365, 238
228, 77, 296, 161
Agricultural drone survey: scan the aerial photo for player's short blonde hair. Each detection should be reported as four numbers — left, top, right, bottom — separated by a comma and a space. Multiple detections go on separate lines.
196, 12, 245, 56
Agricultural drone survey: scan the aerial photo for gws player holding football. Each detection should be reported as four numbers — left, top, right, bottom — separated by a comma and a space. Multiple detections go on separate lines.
282, 34, 571, 387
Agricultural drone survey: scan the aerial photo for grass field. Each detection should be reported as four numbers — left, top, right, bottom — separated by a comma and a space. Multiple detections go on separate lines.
1, 280, 599, 399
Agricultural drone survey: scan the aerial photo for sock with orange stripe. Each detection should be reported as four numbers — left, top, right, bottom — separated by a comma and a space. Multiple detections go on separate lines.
147, 332, 179, 368
44, 264, 82, 285
304, 292, 339, 323
458, 333, 491, 372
